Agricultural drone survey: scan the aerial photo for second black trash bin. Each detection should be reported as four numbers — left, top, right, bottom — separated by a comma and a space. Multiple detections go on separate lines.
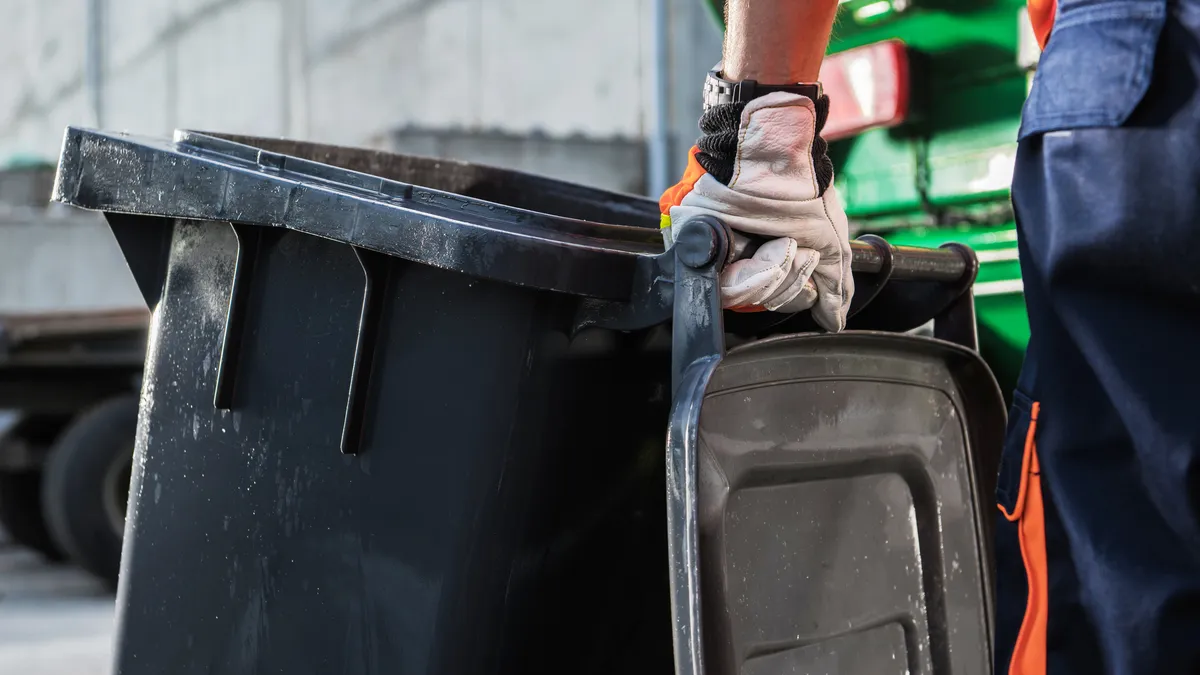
53, 127, 1002, 675
58, 129, 678, 674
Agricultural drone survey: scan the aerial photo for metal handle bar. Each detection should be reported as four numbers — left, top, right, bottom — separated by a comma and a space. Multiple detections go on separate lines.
728, 231, 970, 283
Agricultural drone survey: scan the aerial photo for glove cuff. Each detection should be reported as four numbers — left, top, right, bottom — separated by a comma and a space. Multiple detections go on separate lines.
695, 102, 746, 185
695, 95, 835, 196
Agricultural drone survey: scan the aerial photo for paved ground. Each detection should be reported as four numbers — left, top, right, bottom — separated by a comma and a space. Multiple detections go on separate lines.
0, 533, 115, 675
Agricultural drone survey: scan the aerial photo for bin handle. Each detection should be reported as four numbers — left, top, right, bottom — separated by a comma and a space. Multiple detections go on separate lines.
729, 230, 967, 283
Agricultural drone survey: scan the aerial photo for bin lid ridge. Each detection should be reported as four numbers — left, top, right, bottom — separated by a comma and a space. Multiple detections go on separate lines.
53, 127, 664, 301
171, 129, 664, 247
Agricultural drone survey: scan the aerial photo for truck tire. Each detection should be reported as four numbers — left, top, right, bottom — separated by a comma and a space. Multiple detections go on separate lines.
0, 469, 66, 561
42, 395, 138, 589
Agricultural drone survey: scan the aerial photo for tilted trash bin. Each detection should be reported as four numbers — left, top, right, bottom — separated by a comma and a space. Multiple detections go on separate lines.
53, 128, 1005, 675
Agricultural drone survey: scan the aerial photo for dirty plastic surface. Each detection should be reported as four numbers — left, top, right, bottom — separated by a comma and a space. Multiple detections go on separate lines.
114, 222, 676, 674
694, 333, 1004, 674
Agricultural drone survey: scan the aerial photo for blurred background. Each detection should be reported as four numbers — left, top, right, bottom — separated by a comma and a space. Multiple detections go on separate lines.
0, 1, 719, 673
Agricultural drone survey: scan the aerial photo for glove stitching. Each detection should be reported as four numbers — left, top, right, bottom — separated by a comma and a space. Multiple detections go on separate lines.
800, 104, 821, 202
730, 108, 755, 187
730, 97, 822, 199
818, 191, 849, 328
730, 96, 812, 188
795, 103, 845, 327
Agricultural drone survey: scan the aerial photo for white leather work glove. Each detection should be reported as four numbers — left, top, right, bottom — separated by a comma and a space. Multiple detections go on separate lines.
659, 91, 854, 332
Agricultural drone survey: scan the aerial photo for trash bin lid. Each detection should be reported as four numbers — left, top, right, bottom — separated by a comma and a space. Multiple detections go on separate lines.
53, 128, 664, 301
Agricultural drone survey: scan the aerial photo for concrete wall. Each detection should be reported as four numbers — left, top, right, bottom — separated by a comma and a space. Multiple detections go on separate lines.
0, 210, 144, 313
0, 0, 721, 169
376, 127, 648, 194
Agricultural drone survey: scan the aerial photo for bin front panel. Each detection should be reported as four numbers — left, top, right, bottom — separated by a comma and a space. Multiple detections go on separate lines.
115, 221, 673, 675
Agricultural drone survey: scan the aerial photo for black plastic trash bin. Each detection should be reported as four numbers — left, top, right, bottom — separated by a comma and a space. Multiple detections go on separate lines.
52, 128, 1004, 675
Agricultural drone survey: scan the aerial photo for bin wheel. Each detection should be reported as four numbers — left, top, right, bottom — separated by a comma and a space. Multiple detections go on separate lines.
0, 469, 67, 561
42, 395, 138, 589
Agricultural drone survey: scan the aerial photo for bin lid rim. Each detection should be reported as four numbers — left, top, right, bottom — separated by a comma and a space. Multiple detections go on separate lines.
52, 127, 667, 301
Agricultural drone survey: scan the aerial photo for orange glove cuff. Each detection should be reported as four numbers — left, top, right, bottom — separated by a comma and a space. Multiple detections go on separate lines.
659, 146, 707, 217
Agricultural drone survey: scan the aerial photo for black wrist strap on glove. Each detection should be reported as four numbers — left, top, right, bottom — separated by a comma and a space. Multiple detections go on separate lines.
695, 95, 834, 196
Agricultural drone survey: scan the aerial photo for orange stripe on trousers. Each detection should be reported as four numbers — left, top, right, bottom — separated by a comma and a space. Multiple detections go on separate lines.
998, 402, 1048, 675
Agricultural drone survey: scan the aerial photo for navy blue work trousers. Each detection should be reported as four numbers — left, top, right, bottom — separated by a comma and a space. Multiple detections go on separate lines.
994, 0, 1200, 673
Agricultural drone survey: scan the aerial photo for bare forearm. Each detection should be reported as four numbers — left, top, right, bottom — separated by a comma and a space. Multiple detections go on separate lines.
723, 0, 840, 82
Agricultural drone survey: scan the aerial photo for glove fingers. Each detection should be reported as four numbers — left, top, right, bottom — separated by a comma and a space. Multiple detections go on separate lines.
721, 259, 785, 309
774, 280, 819, 314
809, 264, 851, 332
720, 238, 796, 309
763, 247, 820, 312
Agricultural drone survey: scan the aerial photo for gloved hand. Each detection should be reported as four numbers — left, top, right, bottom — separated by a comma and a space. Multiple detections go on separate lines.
659, 91, 854, 332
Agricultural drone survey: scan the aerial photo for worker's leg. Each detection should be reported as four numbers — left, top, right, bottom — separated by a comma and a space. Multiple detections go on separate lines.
994, 1, 1200, 673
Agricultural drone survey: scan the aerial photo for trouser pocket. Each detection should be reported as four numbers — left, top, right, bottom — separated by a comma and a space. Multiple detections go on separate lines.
1019, 0, 1165, 139
994, 392, 1046, 675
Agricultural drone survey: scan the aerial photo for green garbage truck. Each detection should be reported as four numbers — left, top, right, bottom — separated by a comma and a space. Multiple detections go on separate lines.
705, 0, 1037, 396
